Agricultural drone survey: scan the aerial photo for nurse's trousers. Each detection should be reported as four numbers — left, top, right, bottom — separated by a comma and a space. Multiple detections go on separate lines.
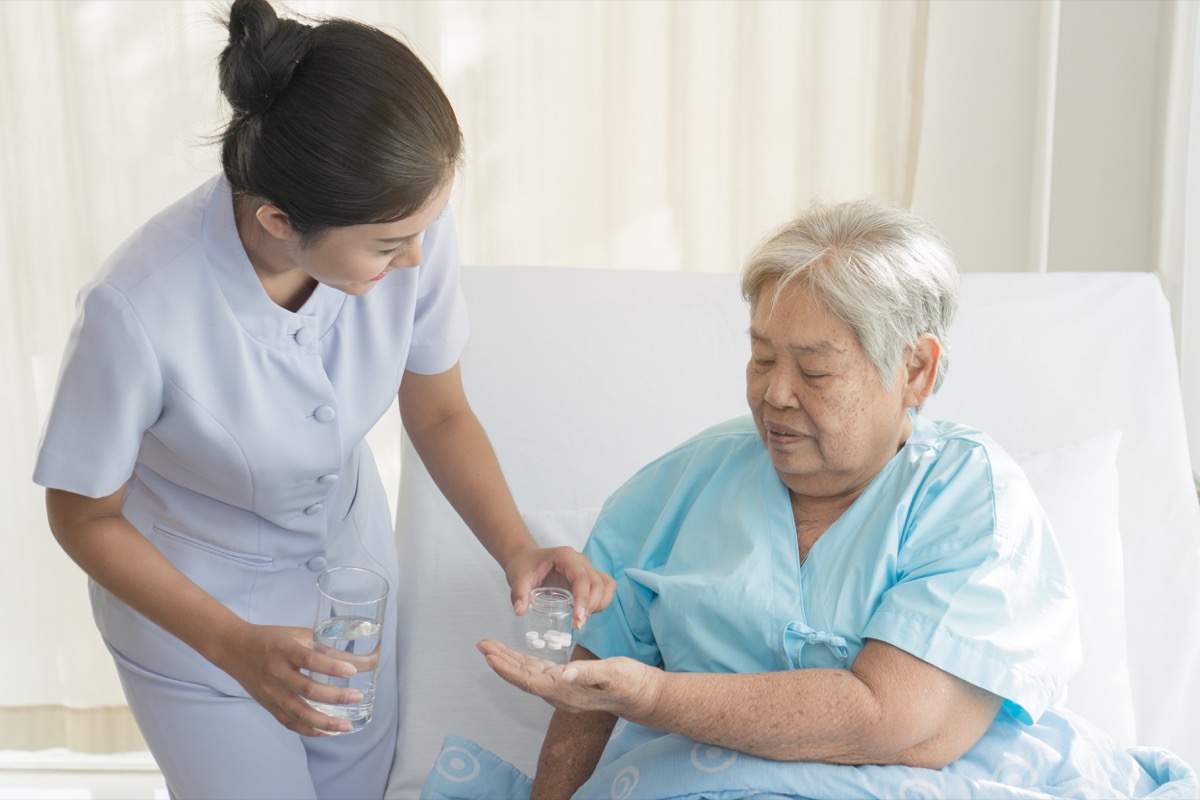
112, 644, 399, 800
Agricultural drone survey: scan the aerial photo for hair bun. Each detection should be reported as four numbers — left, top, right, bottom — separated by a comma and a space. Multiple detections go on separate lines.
219, 0, 312, 117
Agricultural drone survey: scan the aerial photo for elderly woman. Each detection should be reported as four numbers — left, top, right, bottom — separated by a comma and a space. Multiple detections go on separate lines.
460, 199, 1187, 800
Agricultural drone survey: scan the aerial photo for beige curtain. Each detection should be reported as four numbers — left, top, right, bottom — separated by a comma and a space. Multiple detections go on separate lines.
0, 0, 928, 752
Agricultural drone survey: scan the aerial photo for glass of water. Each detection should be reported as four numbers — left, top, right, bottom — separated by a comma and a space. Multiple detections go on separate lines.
306, 566, 389, 735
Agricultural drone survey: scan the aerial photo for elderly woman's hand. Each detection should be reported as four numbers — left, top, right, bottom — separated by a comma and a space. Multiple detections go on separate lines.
477, 639, 661, 717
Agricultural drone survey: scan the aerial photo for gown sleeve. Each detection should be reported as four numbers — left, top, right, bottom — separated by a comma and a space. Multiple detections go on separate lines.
404, 206, 470, 376
861, 436, 1081, 724
33, 281, 164, 499
574, 459, 679, 667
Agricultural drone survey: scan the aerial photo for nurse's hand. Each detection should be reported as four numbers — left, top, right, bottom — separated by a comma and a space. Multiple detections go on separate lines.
477, 639, 661, 717
504, 546, 616, 629
216, 622, 365, 736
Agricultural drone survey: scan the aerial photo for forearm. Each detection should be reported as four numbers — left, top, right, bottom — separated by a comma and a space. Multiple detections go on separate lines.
531, 647, 614, 799
600, 638, 1003, 767
485, 639, 999, 769
49, 487, 373, 736
615, 642, 999, 767
402, 366, 615, 623
47, 488, 249, 669
407, 406, 533, 561
631, 668, 891, 764
400, 369, 534, 567
531, 707, 616, 800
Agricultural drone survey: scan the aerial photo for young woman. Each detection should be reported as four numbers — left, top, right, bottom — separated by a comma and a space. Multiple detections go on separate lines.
33, 1, 614, 797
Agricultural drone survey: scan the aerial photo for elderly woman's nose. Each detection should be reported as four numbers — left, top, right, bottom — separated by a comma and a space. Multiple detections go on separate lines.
763, 372, 800, 407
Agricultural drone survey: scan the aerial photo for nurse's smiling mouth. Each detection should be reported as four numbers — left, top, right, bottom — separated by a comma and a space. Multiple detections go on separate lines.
370, 270, 390, 281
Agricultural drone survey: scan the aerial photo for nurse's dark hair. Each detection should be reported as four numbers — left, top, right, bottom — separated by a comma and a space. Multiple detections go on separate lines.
217, 0, 462, 243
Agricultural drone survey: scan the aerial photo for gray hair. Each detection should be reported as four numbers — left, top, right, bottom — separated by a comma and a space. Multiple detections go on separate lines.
741, 198, 961, 396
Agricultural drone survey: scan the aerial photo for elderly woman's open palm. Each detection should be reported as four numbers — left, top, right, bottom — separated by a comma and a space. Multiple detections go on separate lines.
477, 639, 660, 717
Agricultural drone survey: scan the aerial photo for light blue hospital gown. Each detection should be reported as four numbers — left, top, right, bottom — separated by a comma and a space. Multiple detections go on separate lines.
559, 414, 1185, 799
578, 413, 1079, 722
422, 414, 1197, 799
33, 175, 469, 800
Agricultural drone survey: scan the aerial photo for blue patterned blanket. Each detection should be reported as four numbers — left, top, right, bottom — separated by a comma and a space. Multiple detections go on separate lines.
422, 708, 1197, 799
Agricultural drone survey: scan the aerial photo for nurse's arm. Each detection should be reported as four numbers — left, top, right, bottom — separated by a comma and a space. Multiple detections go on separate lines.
45, 485, 365, 736
480, 637, 1001, 769
399, 364, 615, 624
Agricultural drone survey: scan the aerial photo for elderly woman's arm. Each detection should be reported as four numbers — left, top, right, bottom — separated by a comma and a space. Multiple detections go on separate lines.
479, 638, 1000, 771
526, 648, 617, 800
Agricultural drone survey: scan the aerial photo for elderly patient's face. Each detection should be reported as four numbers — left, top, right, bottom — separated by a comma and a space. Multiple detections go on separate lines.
746, 279, 915, 500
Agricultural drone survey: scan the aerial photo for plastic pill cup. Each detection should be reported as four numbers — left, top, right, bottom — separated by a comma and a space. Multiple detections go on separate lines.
523, 587, 575, 664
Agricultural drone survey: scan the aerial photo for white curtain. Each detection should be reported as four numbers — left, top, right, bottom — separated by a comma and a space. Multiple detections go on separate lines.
0, 0, 927, 752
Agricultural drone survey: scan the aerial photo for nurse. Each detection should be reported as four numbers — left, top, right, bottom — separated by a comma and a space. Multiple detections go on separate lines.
475, 198, 1087, 799
33, 1, 613, 798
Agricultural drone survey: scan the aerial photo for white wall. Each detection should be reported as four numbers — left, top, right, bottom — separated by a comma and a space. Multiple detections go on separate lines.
912, 0, 1043, 274
1050, 1, 1163, 274
1174, 1, 1200, 485
914, 0, 1166, 275
914, 0, 1199, 479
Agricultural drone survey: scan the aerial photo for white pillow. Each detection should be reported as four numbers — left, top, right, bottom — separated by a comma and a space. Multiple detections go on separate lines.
1013, 430, 1136, 747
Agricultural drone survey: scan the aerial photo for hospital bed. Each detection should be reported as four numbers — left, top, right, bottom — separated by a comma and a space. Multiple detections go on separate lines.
385, 267, 1200, 797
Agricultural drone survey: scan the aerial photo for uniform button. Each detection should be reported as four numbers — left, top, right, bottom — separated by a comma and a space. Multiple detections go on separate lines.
307, 555, 328, 572
294, 327, 315, 346
317, 473, 339, 485
313, 405, 335, 423
304, 503, 324, 516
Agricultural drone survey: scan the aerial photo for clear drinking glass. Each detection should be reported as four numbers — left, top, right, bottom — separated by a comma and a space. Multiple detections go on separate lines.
523, 587, 575, 664
306, 566, 389, 734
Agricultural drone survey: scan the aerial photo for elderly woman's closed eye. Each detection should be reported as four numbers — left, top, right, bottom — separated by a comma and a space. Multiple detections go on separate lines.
478, 198, 1082, 800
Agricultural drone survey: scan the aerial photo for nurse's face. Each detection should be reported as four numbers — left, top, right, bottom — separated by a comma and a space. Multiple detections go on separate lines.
745, 278, 916, 500
287, 181, 453, 296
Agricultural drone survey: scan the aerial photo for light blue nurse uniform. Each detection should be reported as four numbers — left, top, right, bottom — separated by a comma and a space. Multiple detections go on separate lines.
577, 413, 1082, 726
33, 175, 469, 799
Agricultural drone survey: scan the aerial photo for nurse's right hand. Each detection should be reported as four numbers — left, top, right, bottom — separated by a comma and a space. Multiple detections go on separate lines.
216, 621, 364, 736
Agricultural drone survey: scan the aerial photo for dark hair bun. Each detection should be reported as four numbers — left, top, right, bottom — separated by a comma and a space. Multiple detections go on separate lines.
217, 0, 462, 237
219, 0, 311, 117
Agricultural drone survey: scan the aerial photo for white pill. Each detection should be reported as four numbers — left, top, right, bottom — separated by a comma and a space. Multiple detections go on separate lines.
547, 640, 563, 650
529, 638, 546, 649
544, 630, 564, 642
525, 630, 540, 642
560, 635, 573, 647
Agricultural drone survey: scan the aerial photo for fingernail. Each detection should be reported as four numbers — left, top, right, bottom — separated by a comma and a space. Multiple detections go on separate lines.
562, 667, 579, 682
349, 690, 363, 703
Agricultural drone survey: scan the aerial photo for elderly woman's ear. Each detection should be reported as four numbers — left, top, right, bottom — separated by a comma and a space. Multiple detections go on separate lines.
902, 333, 942, 409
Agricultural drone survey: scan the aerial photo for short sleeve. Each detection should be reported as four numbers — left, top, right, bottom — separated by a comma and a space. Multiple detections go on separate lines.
861, 441, 1081, 723
33, 282, 163, 498
577, 421, 765, 670
576, 474, 667, 667
405, 206, 470, 375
